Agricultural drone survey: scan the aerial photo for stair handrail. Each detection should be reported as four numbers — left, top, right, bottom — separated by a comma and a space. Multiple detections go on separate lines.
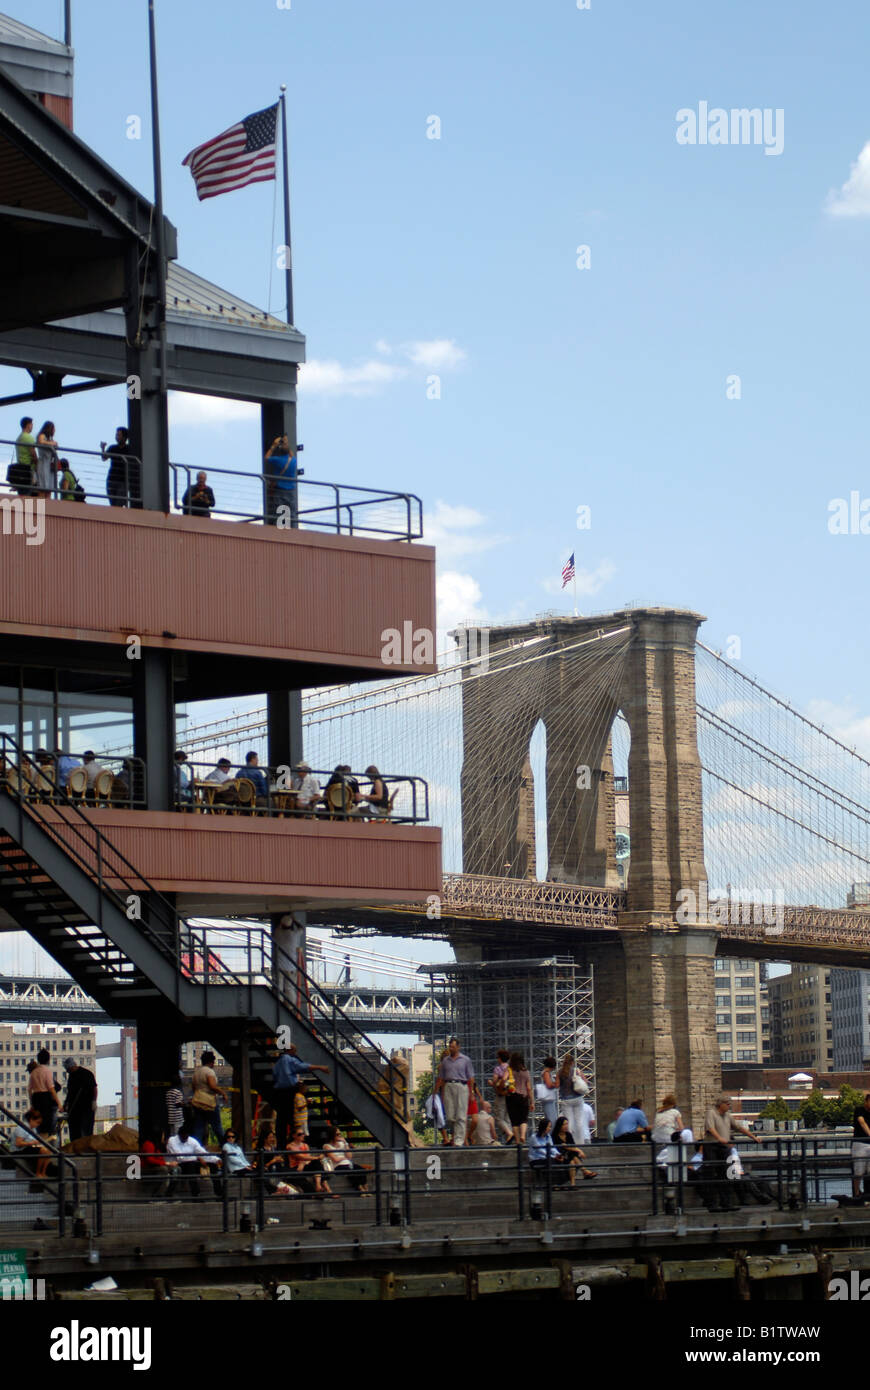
0, 733, 181, 965
0, 738, 408, 1134
0, 1099, 79, 1213
182, 922, 408, 1127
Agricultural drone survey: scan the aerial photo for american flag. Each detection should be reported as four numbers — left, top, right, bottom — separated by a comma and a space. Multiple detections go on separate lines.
183, 104, 278, 201
561, 553, 575, 589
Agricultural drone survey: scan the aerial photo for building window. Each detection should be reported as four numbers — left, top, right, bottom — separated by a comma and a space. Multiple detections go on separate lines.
736, 1032, 756, 1043
736, 1014, 756, 1024
716, 1014, 731, 1025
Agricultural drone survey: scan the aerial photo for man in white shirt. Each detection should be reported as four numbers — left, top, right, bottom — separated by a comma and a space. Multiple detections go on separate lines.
291, 762, 321, 811
204, 758, 237, 806
82, 751, 105, 788
167, 1125, 219, 1197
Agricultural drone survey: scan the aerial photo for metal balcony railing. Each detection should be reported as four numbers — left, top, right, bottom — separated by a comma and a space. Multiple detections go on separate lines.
0, 440, 423, 541
176, 760, 429, 823
2, 752, 147, 808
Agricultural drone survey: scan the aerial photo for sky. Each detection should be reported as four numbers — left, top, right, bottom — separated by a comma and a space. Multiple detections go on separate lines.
3, 0, 870, 1038
3, 0, 870, 737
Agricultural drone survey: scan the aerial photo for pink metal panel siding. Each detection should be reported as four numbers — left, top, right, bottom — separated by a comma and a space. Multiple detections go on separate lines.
70, 808, 441, 902
0, 503, 436, 673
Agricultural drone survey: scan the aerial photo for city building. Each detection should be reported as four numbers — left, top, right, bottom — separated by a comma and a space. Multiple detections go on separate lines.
830, 968, 870, 1072
0, 1022, 95, 1113
713, 958, 769, 1064
767, 966, 833, 1072
829, 886, 870, 1072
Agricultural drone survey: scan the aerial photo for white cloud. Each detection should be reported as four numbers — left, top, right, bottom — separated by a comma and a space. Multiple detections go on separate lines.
826, 141, 870, 217
540, 559, 616, 598
298, 358, 407, 397
425, 500, 508, 560
436, 570, 487, 633
298, 338, 467, 397
403, 338, 467, 370
804, 697, 870, 757
169, 393, 258, 425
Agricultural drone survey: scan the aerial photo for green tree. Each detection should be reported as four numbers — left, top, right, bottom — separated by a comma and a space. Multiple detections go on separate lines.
413, 1070, 435, 1141
797, 1088, 827, 1129
825, 1084, 865, 1128
759, 1095, 790, 1122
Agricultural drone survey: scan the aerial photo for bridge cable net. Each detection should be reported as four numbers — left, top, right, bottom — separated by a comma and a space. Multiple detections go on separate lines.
695, 643, 870, 910
177, 626, 633, 881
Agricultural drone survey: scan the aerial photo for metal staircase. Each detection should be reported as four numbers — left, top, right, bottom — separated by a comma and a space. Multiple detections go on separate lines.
0, 738, 409, 1146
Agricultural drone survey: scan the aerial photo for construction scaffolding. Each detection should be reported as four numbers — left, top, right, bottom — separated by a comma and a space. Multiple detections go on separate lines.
424, 957, 595, 1107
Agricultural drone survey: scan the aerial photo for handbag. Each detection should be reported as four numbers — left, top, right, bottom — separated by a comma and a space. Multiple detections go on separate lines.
572, 1068, 590, 1096
191, 1087, 216, 1111
535, 1082, 553, 1102
6, 460, 33, 492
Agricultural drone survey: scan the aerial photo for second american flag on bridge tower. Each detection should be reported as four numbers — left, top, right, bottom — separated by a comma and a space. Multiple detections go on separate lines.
182, 104, 278, 201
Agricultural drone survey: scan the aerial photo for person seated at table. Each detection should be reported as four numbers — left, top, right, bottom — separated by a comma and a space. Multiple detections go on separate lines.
11, 1106, 52, 1179
32, 749, 55, 800
235, 750, 267, 805
325, 764, 359, 815
351, 765, 390, 819
204, 757, 238, 806
55, 750, 81, 790
110, 757, 135, 806
174, 750, 193, 806
82, 750, 106, 795
291, 761, 321, 811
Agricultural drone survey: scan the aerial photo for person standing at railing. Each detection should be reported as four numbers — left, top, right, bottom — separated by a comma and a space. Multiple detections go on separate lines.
703, 1094, 760, 1214
9, 416, 36, 495
264, 434, 299, 525
435, 1037, 475, 1147
181, 470, 215, 517
102, 426, 140, 508
27, 1048, 61, 1138
190, 1050, 227, 1147
271, 1044, 329, 1151
490, 1049, 515, 1144
34, 421, 58, 499
63, 1056, 97, 1141
851, 1091, 870, 1199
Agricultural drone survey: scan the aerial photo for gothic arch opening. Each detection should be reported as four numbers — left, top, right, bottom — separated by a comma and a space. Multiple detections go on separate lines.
528, 717, 547, 881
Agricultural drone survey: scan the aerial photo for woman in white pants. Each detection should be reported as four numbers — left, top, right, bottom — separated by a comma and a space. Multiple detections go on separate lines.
556, 1052, 588, 1144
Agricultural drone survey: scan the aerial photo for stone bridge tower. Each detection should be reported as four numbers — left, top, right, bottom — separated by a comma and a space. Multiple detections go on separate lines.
456, 607, 719, 1131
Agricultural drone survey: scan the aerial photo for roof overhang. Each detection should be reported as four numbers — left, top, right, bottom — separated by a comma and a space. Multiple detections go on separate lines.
0, 64, 177, 331
0, 64, 304, 403
0, 263, 305, 404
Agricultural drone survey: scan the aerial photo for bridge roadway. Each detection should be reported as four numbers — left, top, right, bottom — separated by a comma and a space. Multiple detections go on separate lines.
0, 975, 448, 1032
312, 873, 870, 969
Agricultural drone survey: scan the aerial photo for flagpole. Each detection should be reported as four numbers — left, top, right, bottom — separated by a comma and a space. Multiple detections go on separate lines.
147, 0, 168, 397
279, 86, 294, 327
573, 570, 578, 618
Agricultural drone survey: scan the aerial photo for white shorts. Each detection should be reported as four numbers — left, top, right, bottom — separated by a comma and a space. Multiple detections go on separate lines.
852, 1142, 870, 1176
